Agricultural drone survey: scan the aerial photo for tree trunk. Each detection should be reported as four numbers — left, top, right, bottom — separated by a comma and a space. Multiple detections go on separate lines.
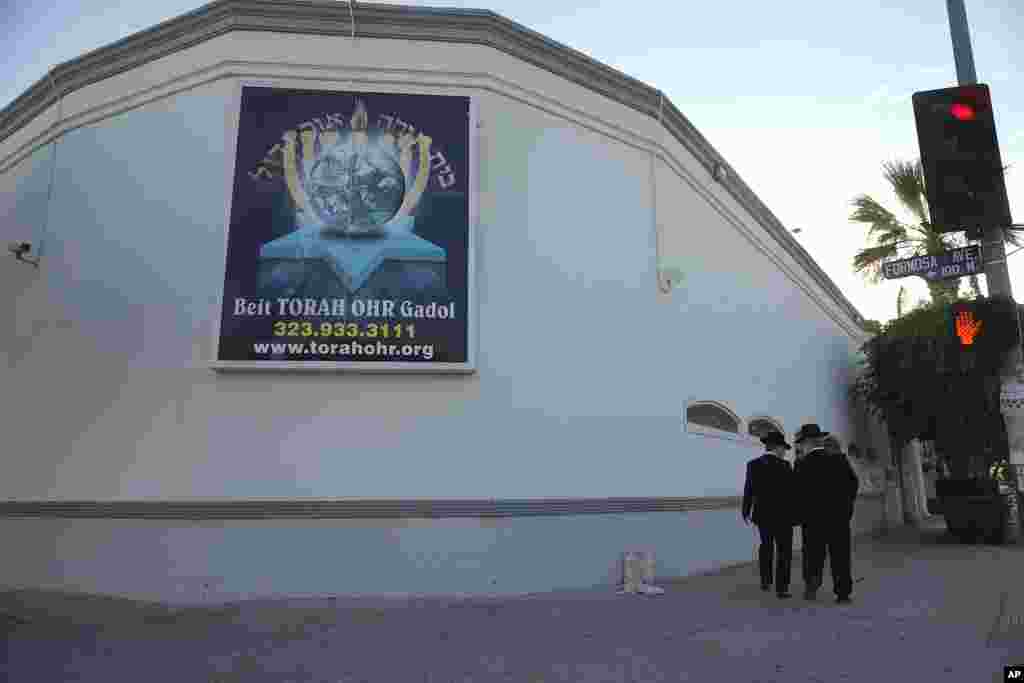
927, 278, 959, 305
899, 440, 927, 524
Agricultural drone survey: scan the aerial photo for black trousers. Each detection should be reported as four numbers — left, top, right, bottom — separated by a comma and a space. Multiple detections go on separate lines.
799, 525, 827, 583
803, 520, 852, 598
800, 525, 810, 583
757, 522, 793, 592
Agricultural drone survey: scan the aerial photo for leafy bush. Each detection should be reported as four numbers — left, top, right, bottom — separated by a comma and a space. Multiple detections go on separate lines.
851, 296, 1020, 478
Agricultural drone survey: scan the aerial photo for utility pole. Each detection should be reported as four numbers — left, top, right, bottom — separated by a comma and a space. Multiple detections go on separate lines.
945, 0, 1023, 543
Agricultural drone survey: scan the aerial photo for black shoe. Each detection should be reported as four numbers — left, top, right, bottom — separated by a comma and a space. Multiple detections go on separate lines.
777, 591, 791, 599
761, 583, 771, 592
836, 596, 852, 604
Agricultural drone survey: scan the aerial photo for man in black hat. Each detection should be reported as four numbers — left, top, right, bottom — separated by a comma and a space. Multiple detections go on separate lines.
792, 423, 826, 594
742, 431, 797, 598
794, 424, 859, 604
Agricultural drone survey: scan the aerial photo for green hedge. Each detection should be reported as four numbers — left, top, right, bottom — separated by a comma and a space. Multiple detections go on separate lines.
851, 296, 1019, 472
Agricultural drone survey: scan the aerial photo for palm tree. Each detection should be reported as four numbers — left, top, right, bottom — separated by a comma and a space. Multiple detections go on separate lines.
850, 159, 1021, 306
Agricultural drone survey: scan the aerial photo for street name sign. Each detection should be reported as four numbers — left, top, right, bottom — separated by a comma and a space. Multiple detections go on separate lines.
882, 245, 981, 282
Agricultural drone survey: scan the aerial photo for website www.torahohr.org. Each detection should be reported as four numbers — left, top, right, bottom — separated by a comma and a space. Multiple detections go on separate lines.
253, 340, 435, 360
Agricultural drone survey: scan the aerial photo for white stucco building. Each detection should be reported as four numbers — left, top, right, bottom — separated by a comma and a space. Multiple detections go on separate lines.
1, 0, 895, 604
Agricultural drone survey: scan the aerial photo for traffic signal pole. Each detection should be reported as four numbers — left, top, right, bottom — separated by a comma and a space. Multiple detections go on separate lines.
947, 0, 976, 87
945, 0, 1023, 542
946, 0, 1013, 298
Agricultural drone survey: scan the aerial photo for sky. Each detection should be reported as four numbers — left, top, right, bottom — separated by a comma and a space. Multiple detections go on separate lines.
2, 0, 1023, 325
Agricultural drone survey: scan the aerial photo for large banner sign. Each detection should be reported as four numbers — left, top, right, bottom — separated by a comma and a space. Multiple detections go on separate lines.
214, 87, 474, 370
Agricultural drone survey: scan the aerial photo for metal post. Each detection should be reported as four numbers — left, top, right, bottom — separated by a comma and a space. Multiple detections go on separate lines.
946, 0, 1012, 299
946, 0, 1023, 543
946, 0, 977, 85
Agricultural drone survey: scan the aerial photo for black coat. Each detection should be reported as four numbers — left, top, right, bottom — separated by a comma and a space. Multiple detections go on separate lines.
742, 453, 796, 527
795, 449, 859, 525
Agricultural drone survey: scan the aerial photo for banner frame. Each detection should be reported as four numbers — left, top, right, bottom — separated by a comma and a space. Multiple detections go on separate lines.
209, 79, 478, 374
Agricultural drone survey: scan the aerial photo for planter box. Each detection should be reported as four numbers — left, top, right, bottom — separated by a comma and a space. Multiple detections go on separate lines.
936, 478, 1007, 544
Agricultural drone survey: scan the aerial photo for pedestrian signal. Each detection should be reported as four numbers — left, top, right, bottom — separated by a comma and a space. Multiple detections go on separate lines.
953, 305, 982, 346
946, 297, 1020, 365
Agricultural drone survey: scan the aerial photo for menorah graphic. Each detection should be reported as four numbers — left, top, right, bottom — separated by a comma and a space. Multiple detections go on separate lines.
254, 99, 447, 293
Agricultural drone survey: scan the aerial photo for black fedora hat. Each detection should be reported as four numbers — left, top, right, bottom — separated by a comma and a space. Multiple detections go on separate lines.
794, 423, 829, 443
760, 431, 791, 450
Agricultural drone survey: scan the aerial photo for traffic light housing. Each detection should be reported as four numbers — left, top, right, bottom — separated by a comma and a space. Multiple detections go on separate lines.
912, 84, 1011, 239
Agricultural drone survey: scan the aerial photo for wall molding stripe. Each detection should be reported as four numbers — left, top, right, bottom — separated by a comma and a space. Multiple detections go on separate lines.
0, 493, 885, 520
0, 0, 867, 335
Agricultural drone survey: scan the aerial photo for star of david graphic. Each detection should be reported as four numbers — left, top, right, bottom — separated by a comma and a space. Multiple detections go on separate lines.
260, 217, 445, 292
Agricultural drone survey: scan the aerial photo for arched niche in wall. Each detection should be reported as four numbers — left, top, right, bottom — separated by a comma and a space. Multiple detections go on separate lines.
685, 400, 745, 441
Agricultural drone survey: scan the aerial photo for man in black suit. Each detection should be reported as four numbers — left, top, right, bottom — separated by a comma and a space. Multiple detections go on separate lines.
742, 431, 797, 599
795, 425, 859, 604
792, 424, 824, 595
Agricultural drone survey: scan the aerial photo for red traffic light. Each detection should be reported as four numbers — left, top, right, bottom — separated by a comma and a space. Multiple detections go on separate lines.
951, 102, 976, 121
950, 84, 990, 121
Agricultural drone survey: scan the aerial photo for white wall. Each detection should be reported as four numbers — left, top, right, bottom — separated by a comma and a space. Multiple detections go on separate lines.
1, 141, 53, 349
2, 80, 235, 500
0, 507, 754, 603
0, 36, 866, 503
0, 31, 881, 601
656, 151, 861, 442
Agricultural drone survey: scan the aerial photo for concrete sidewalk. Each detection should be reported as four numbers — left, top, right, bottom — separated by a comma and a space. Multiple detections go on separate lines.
3, 517, 1023, 682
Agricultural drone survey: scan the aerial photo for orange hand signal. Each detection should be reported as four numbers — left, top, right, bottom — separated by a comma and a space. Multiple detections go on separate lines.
955, 310, 983, 346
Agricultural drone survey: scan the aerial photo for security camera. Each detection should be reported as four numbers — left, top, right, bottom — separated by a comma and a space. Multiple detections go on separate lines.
8, 241, 32, 256
8, 241, 39, 267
